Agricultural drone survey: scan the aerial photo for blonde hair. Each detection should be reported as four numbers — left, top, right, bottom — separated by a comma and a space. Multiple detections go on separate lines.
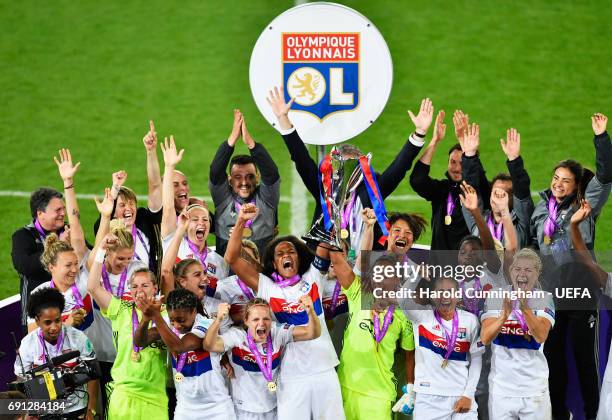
108, 219, 134, 252
244, 298, 271, 321
118, 186, 137, 205
509, 248, 543, 274
40, 233, 74, 271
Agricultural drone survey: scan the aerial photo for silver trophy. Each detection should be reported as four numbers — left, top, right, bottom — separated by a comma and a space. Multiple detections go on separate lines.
302, 146, 366, 248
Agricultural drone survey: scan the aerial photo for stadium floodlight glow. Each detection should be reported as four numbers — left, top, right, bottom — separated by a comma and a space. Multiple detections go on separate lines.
249, 2, 393, 145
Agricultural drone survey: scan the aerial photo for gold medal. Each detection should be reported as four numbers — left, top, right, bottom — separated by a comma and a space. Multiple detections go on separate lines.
174, 372, 184, 383
131, 351, 141, 362
267, 381, 277, 392
444, 215, 452, 226
243, 227, 253, 238
543, 235, 551, 245
441, 359, 448, 369
340, 229, 349, 239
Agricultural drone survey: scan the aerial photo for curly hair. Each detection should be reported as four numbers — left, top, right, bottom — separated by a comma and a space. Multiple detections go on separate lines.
167, 288, 198, 312
28, 287, 65, 319
261, 235, 314, 277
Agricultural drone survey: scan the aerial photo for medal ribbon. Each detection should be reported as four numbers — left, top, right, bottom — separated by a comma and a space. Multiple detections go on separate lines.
434, 310, 459, 362
512, 299, 529, 333
50, 279, 84, 309
486, 214, 504, 242
235, 198, 255, 230
38, 328, 64, 363
446, 192, 455, 221
102, 263, 128, 297
373, 305, 395, 343
358, 156, 389, 244
246, 331, 274, 383
329, 281, 342, 316
341, 192, 357, 230
171, 327, 188, 375
543, 195, 559, 241
132, 306, 141, 355
460, 277, 482, 315
236, 277, 255, 300
131, 224, 149, 262
186, 237, 208, 268
270, 272, 301, 288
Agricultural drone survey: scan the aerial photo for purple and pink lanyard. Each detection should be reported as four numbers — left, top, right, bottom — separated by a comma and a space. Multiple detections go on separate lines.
446, 192, 456, 222
131, 224, 148, 262
102, 263, 128, 298
235, 199, 255, 231
460, 277, 482, 315
434, 310, 459, 363
38, 328, 64, 363
236, 278, 255, 300
171, 326, 188, 377
186, 237, 208, 268
131, 306, 142, 356
486, 214, 504, 242
246, 331, 274, 384
543, 195, 559, 242
512, 299, 529, 333
341, 191, 357, 233
374, 306, 395, 343
50, 279, 84, 310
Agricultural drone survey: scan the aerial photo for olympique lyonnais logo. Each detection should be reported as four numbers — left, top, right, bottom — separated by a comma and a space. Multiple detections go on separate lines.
283, 33, 359, 120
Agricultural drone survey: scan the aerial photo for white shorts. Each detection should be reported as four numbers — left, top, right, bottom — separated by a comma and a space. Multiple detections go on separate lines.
489, 392, 551, 420
413, 393, 478, 420
598, 380, 612, 420
277, 369, 345, 420
235, 407, 276, 420
174, 399, 236, 420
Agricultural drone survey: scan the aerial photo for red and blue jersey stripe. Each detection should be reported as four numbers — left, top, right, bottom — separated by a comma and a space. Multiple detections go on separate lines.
493, 321, 541, 351
231, 347, 282, 372
171, 350, 213, 377
269, 284, 323, 325
418, 325, 470, 361
322, 294, 349, 320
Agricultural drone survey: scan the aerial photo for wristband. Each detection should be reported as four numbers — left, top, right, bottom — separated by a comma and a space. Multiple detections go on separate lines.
64, 184, 74, 189
414, 130, 426, 138
94, 248, 106, 263
312, 255, 331, 271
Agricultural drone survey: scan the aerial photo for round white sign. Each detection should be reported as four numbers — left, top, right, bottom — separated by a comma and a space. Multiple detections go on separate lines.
249, 2, 393, 145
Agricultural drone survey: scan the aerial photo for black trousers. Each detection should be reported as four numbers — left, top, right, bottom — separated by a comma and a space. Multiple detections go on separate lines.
544, 309, 600, 420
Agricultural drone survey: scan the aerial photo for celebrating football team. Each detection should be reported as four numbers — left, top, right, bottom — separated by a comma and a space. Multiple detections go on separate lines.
10, 91, 612, 420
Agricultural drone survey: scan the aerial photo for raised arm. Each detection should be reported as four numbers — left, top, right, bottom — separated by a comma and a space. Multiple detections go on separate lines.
210, 110, 242, 186
54, 149, 87, 262
292, 295, 321, 341
329, 244, 355, 290
224, 203, 260, 292
161, 136, 184, 239
491, 188, 518, 255
460, 181, 501, 273
267, 87, 319, 200
377, 99, 433, 196
160, 212, 189, 297
86, 188, 114, 270
143, 121, 162, 212
570, 200, 608, 287
409, 111, 448, 201
354, 208, 376, 273
86, 233, 116, 311
244, 119, 280, 187
203, 303, 229, 353
585, 113, 612, 218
